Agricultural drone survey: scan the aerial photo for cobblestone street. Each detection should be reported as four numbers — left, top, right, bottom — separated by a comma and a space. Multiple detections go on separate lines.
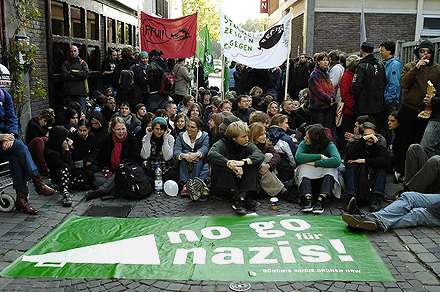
0, 175, 439, 291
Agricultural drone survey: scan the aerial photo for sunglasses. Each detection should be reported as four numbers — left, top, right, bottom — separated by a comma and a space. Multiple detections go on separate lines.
420, 49, 432, 54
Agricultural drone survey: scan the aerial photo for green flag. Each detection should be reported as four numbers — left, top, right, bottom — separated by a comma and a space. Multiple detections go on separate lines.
196, 26, 214, 78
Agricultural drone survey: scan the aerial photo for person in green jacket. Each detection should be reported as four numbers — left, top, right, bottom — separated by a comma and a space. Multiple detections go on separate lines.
295, 124, 342, 214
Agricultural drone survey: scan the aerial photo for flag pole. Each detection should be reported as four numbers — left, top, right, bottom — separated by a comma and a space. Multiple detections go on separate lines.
360, 0, 367, 46
221, 54, 225, 100
284, 8, 293, 100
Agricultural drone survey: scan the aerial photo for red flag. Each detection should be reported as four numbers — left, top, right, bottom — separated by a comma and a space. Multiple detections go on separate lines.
141, 12, 197, 58
260, 0, 268, 13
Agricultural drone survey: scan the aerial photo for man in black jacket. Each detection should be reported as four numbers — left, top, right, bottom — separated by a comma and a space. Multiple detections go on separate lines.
233, 95, 255, 124
344, 122, 391, 211
61, 45, 89, 114
352, 42, 386, 135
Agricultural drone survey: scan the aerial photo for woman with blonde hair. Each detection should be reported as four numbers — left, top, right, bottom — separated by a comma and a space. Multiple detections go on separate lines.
267, 101, 280, 119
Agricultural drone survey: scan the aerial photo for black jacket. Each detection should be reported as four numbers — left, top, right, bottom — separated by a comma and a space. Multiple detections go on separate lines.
233, 108, 255, 124
44, 126, 73, 184
71, 131, 98, 164
345, 138, 390, 169
26, 117, 47, 144
352, 54, 386, 115
96, 133, 141, 172
113, 57, 145, 105
61, 57, 89, 97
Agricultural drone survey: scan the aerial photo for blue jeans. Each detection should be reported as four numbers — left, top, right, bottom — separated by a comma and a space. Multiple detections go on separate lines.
178, 155, 210, 182
420, 120, 440, 158
146, 93, 168, 113
374, 192, 440, 231
345, 163, 387, 196
0, 140, 38, 193
68, 96, 87, 115
299, 175, 334, 197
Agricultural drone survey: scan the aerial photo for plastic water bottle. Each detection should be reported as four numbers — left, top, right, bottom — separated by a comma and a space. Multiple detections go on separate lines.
155, 164, 163, 195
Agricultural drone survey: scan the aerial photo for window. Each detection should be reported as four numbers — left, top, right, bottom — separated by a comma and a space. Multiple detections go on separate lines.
71, 6, 84, 38
87, 11, 98, 40
125, 24, 132, 44
156, 0, 169, 18
107, 18, 115, 43
52, 1, 66, 36
117, 21, 123, 44
421, 16, 440, 37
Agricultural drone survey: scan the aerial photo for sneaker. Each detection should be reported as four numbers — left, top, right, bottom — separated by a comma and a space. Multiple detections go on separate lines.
186, 180, 201, 201
244, 198, 261, 211
193, 177, 210, 196
180, 186, 189, 196
342, 213, 377, 231
312, 198, 324, 214
370, 194, 381, 212
62, 191, 73, 207
302, 197, 313, 212
85, 190, 102, 201
346, 197, 361, 215
232, 198, 247, 215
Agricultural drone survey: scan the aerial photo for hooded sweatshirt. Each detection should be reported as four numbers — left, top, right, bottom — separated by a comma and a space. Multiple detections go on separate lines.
44, 126, 73, 184
400, 40, 440, 112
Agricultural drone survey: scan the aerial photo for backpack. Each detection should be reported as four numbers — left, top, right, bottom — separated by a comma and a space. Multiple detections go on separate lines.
355, 164, 375, 207
155, 62, 176, 95
116, 160, 152, 199
118, 64, 136, 94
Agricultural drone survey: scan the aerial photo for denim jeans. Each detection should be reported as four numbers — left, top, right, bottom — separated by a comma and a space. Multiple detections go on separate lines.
178, 156, 210, 182
405, 144, 440, 193
374, 192, 440, 231
299, 175, 334, 197
68, 96, 87, 115
0, 140, 38, 193
420, 120, 440, 158
345, 163, 387, 197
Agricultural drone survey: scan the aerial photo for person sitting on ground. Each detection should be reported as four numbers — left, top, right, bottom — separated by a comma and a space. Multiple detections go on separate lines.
27, 108, 54, 175
249, 86, 263, 109
296, 88, 312, 124
344, 115, 387, 150
267, 114, 298, 184
249, 111, 270, 129
280, 99, 307, 131
208, 121, 265, 214
233, 95, 255, 124
44, 126, 77, 206
64, 109, 79, 136
208, 113, 225, 148
173, 116, 210, 200
295, 124, 343, 214
86, 116, 141, 200
198, 90, 212, 116
134, 103, 147, 124
178, 95, 195, 115
172, 113, 188, 139
388, 111, 405, 183
54, 101, 82, 126
210, 115, 240, 147
396, 143, 440, 196
344, 122, 391, 212
141, 117, 178, 185
101, 96, 118, 122
135, 112, 155, 146
249, 123, 297, 203
218, 100, 232, 113
164, 101, 177, 130
256, 93, 274, 112
342, 193, 440, 231
92, 93, 107, 113
111, 101, 141, 135
89, 111, 108, 149
267, 101, 280, 119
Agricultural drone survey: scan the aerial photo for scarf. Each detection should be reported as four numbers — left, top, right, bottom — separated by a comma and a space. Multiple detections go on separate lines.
225, 137, 247, 155
151, 134, 164, 157
111, 131, 128, 170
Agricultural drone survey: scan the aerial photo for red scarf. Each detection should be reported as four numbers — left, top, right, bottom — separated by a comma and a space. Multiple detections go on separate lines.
111, 131, 128, 170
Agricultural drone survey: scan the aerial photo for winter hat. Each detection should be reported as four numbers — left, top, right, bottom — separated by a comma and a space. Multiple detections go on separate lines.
346, 55, 360, 68
139, 51, 148, 59
47, 126, 69, 148
152, 117, 167, 127
360, 42, 374, 53
219, 115, 240, 131
414, 40, 435, 60
135, 103, 146, 114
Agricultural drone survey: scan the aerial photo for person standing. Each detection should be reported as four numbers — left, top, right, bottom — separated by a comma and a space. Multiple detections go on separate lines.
61, 45, 89, 115
173, 58, 194, 105
146, 49, 170, 112
352, 42, 386, 135
101, 48, 118, 90
380, 41, 402, 112
399, 40, 440, 150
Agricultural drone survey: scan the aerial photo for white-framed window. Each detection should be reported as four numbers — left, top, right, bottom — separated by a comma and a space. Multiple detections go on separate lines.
421, 15, 440, 37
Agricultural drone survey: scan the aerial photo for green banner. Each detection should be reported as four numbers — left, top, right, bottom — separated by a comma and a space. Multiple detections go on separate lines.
196, 26, 214, 78
1, 215, 393, 282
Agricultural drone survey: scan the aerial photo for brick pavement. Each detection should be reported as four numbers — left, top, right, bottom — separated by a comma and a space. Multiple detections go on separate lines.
0, 175, 439, 291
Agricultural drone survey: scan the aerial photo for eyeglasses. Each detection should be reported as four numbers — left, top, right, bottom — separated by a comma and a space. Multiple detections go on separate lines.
420, 49, 432, 54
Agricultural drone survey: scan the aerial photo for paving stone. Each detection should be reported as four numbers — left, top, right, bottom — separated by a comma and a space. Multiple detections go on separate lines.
152, 281, 169, 289
415, 271, 440, 285
394, 251, 417, 262
417, 253, 439, 263
425, 286, 440, 292
407, 243, 429, 253
358, 285, 372, 292
168, 283, 185, 291
344, 283, 358, 290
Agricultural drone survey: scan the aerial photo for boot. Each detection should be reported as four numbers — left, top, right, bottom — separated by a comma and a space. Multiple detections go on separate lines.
32, 174, 57, 196
62, 190, 72, 207
16, 191, 38, 215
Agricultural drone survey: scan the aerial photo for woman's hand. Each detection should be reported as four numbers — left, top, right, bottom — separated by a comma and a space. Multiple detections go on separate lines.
348, 159, 365, 164
0, 133, 14, 142
259, 164, 270, 175
321, 154, 328, 160
306, 162, 315, 166
2, 140, 13, 151
146, 126, 153, 132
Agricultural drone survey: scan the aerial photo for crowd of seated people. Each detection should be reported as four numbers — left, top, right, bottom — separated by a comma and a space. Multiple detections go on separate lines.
14, 40, 440, 229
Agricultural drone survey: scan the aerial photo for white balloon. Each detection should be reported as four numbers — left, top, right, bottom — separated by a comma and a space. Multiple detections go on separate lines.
164, 180, 178, 197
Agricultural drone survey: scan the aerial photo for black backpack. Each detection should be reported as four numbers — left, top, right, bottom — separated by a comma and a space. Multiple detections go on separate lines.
116, 160, 152, 199
118, 64, 136, 93
355, 164, 375, 207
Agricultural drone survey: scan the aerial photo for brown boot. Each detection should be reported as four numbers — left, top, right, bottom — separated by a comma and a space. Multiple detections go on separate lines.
16, 191, 38, 215
32, 174, 57, 196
